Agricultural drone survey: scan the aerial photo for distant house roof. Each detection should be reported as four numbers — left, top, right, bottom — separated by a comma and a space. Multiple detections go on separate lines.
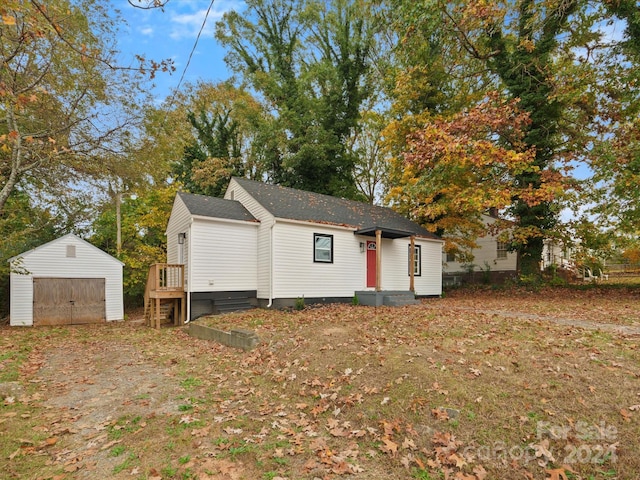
232, 178, 439, 240
178, 191, 257, 223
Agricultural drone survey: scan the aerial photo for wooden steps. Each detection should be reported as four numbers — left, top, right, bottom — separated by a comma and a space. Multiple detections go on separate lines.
144, 264, 186, 328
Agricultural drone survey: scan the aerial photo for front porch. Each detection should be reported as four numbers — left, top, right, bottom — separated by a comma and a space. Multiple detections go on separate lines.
354, 226, 420, 303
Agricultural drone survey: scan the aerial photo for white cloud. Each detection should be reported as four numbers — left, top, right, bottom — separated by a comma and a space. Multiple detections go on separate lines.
168, 0, 244, 40
140, 26, 154, 36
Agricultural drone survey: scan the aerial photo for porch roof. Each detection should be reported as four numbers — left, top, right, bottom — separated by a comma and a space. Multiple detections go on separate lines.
354, 226, 414, 239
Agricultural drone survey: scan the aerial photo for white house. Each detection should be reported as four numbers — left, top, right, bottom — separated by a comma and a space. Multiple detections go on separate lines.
442, 213, 518, 285
166, 178, 444, 319
541, 238, 577, 270
9, 234, 124, 326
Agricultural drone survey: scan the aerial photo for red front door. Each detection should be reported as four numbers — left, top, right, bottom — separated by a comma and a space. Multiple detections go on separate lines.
366, 241, 377, 288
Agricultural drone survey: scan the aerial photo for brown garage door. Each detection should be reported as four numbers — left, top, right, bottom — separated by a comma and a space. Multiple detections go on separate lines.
33, 278, 106, 326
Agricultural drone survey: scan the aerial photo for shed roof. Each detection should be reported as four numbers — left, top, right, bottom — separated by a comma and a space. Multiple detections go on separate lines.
232, 178, 439, 240
178, 191, 257, 223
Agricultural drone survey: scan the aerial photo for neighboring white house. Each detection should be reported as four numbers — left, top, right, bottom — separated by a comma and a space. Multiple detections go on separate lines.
166, 178, 444, 319
9, 234, 124, 326
442, 214, 518, 285
541, 238, 578, 270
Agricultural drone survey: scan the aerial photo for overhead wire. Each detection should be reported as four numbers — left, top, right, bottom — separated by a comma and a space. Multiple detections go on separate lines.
162, 0, 216, 120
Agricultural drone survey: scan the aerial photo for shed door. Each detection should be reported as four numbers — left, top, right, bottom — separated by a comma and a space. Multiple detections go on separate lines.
33, 278, 106, 326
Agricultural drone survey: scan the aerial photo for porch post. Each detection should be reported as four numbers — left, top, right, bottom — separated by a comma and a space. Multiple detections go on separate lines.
376, 229, 382, 291
409, 235, 415, 292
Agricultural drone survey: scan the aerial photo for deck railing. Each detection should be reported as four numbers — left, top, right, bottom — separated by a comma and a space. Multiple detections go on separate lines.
146, 263, 184, 293
144, 264, 186, 328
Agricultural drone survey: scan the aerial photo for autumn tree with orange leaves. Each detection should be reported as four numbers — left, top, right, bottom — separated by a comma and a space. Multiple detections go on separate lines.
379, 0, 640, 275
387, 93, 567, 261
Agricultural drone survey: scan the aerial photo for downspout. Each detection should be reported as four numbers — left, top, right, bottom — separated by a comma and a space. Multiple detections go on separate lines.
267, 221, 274, 308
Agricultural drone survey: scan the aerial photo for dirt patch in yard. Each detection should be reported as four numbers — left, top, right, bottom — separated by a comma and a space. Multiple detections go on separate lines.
34, 340, 181, 479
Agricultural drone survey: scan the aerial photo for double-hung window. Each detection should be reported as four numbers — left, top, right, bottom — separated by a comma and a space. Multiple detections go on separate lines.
408, 244, 422, 276
314, 233, 333, 263
497, 241, 508, 259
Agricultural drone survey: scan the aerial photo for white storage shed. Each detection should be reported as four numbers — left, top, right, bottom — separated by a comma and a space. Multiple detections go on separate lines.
9, 234, 124, 326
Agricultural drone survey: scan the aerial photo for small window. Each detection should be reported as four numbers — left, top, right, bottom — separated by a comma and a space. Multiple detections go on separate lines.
314, 233, 333, 263
66, 245, 76, 258
446, 252, 456, 263
408, 244, 421, 276
497, 241, 508, 259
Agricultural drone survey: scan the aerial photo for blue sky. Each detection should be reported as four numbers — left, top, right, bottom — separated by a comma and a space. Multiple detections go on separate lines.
114, 0, 245, 101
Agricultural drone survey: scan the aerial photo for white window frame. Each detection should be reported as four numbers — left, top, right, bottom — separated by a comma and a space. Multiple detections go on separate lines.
408, 244, 422, 276
497, 241, 508, 259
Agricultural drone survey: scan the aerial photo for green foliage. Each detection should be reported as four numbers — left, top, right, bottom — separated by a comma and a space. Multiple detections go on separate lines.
110, 445, 126, 457
294, 297, 305, 311
90, 184, 177, 305
215, 0, 375, 199
113, 453, 137, 474
352, 294, 359, 306
0, 191, 80, 315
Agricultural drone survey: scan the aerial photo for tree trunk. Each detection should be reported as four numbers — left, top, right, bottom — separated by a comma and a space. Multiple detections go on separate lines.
116, 191, 122, 256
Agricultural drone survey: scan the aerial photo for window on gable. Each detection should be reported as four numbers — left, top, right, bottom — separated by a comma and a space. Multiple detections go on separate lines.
497, 241, 508, 259
66, 245, 76, 258
314, 233, 333, 263
408, 244, 421, 276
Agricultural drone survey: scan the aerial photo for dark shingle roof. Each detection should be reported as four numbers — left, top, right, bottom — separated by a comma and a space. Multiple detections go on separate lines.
178, 191, 257, 222
232, 178, 439, 239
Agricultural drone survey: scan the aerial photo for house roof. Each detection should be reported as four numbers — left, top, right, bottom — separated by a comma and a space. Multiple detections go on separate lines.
232, 178, 439, 240
178, 191, 257, 222
8, 233, 124, 265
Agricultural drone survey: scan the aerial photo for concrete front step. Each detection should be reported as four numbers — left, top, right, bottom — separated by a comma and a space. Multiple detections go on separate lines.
355, 290, 419, 307
383, 295, 420, 307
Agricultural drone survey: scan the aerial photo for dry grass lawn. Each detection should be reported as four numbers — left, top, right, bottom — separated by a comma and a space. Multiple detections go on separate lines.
1, 285, 639, 480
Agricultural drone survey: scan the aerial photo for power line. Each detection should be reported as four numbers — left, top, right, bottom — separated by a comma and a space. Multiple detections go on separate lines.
163, 0, 216, 116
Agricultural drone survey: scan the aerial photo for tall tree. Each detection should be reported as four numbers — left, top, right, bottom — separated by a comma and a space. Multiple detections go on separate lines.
215, 0, 375, 199
349, 110, 390, 204
0, 0, 168, 215
174, 108, 242, 197
139, 81, 271, 191
585, 2, 640, 238
381, 0, 629, 275
90, 183, 177, 303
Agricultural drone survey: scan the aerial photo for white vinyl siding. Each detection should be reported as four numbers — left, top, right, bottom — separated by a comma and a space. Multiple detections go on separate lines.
165, 196, 192, 267
442, 215, 517, 274
270, 221, 442, 298
189, 218, 258, 292
225, 179, 274, 298
10, 235, 123, 326
380, 239, 441, 296
272, 222, 363, 298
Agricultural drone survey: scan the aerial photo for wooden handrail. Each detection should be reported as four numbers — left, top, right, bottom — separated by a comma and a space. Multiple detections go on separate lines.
144, 263, 186, 328
147, 263, 184, 292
